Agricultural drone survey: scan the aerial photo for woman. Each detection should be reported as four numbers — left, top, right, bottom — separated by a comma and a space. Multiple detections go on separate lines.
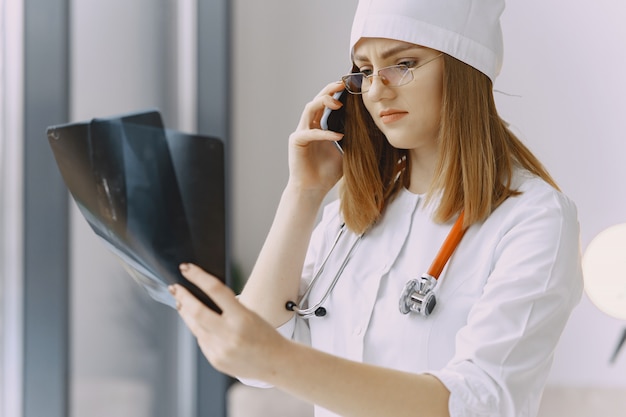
170, 1, 583, 416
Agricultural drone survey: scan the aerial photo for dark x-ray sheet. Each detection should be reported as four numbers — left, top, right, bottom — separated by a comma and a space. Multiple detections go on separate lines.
47, 110, 225, 312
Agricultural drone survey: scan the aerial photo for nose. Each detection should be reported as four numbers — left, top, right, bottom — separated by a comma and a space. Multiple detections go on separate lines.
365, 74, 393, 101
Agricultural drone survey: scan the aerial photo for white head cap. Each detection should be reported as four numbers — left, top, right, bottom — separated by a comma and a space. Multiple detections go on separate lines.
350, 0, 505, 82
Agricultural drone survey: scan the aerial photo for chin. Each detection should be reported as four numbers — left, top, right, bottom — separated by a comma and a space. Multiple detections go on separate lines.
384, 135, 418, 150
383, 128, 438, 151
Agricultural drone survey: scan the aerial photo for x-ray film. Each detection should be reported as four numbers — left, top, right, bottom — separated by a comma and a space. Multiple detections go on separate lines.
47, 110, 226, 312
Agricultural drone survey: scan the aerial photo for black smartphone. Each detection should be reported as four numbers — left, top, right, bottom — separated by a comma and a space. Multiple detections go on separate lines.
320, 89, 347, 153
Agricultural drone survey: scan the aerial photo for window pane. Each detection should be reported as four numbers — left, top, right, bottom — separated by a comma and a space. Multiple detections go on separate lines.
69, 2, 184, 416
1, 1, 24, 415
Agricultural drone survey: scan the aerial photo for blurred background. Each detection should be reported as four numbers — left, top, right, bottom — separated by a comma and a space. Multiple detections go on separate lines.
1, 0, 625, 416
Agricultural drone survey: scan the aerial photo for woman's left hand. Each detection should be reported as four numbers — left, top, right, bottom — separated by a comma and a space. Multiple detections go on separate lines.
170, 263, 291, 381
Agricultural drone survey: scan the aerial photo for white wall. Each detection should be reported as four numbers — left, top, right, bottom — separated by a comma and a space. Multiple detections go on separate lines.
231, 0, 357, 275
232, 0, 626, 390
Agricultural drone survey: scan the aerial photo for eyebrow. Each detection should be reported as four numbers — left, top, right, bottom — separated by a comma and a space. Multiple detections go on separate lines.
352, 44, 426, 64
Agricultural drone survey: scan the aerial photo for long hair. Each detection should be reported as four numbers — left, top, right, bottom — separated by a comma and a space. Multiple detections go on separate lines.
339, 54, 558, 234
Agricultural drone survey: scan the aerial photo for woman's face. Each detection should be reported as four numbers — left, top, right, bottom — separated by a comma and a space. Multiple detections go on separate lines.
352, 38, 444, 157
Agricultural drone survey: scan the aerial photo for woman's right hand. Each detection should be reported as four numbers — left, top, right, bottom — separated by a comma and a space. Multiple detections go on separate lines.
287, 82, 346, 197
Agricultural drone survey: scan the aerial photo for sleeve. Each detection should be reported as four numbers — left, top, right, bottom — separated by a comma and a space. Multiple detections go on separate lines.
428, 186, 584, 417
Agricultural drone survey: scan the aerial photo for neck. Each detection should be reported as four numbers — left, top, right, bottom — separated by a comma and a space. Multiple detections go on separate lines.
407, 148, 438, 194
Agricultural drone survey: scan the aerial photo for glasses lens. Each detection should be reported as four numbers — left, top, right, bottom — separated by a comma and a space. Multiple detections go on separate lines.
379, 66, 412, 87
343, 74, 365, 94
342, 65, 414, 94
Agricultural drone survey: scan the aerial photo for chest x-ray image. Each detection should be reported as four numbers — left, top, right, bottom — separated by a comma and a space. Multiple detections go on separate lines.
47, 110, 226, 312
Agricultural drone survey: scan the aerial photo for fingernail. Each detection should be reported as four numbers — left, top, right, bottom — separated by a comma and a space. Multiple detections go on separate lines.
168, 285, 176, 295
179, 263, 190, 272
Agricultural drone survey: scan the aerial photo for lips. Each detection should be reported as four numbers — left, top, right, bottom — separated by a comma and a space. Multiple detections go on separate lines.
379, 109, 408, 124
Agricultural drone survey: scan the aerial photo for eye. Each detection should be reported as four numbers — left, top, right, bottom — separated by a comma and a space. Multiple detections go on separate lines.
397, 59, 418, 69
359, 67, 374, 76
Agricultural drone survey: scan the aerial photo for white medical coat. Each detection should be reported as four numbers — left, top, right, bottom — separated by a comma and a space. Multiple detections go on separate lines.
247, 170, 583, 417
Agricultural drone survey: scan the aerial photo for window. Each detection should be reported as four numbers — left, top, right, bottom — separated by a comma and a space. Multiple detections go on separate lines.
1, 1, 25, 416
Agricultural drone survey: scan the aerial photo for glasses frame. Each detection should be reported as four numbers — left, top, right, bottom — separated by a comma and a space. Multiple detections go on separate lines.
341, 53, 444, 95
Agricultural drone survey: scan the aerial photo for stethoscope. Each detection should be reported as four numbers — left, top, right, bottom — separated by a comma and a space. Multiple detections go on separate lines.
286, 211, 467, 319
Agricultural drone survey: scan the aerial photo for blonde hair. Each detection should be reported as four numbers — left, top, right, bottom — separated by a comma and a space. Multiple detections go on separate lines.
340, 54, 558, 234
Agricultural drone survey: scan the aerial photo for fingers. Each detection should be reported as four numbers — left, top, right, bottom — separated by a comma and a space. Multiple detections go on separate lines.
173, 263, 240, 313
316, 80, 346, 99
170, 266, 288, 380
168, 264, 240, 340
169, 282, 212, 337
169, 264, 239, 343
289, 128, 344, 147
297, 82, 346, 131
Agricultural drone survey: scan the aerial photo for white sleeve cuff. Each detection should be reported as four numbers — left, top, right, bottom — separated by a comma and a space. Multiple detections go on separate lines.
427, 367, 500, 417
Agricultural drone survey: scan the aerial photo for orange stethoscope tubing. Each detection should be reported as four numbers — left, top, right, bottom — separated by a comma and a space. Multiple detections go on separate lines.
427, 210, 467, 280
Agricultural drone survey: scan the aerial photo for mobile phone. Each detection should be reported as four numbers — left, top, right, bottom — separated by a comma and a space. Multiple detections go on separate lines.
320, 89, 347, 154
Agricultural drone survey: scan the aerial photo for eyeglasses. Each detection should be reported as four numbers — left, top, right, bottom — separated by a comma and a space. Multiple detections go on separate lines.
341, 53, 443, 94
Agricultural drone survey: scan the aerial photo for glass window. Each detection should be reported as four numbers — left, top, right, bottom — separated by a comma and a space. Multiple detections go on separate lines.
0, 0, 6, 405
69, 2, 191, 416
1, 1, 25, 415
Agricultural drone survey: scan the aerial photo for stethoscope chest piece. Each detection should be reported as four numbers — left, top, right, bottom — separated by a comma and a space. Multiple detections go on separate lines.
399, 274, 437, 316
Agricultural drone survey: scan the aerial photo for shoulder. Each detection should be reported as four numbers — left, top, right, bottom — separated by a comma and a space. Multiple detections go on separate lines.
320, 197, 342, 221
477, 170, 583, 285
470, 169, 582, 264
499, 169, 579, 227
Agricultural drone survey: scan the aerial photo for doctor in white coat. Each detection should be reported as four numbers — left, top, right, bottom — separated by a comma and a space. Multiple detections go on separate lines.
170, 1, 584, 416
